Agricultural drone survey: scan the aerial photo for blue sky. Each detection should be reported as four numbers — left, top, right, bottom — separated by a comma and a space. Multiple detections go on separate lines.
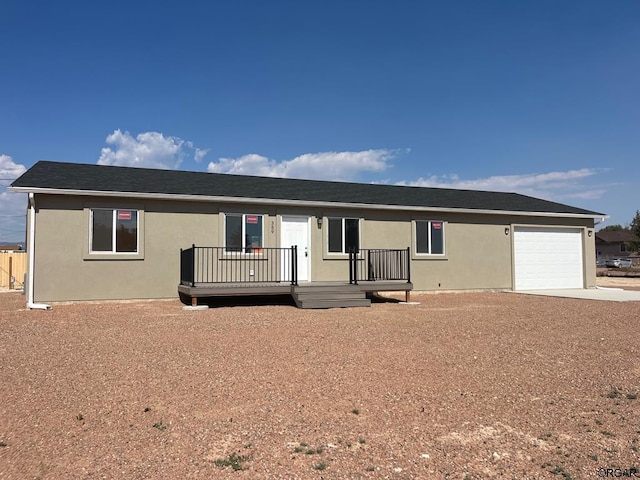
1, 0, 639, 242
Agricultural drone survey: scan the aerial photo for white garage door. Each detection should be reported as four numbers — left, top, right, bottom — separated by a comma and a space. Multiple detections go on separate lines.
514, 227, 584, 290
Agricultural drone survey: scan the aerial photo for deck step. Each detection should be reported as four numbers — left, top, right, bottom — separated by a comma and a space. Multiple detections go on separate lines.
295, 298, 371, 309
294, 291, 367, 299
292, 284, 370, 309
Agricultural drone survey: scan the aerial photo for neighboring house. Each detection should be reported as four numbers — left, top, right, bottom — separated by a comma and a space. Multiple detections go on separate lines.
10, 161, 605, 307
595, 230, 640, 263
0, 244, 23, 252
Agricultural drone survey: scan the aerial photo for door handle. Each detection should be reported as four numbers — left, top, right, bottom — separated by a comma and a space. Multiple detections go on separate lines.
305, 247, 308, 257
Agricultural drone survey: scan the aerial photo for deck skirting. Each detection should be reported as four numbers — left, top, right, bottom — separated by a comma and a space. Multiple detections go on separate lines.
178, 281, 413, 308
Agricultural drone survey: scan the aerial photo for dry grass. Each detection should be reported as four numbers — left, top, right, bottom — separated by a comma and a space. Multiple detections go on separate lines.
1, 290, 639, 479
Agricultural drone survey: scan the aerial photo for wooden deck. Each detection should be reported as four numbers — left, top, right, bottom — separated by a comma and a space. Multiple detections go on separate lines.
179, 246, 413, 308
178, 280, 413, 309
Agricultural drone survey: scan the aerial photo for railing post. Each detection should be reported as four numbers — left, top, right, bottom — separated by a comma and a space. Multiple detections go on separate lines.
366, 249, 371, 281
291, 246, 298, 286
191, 244, 196, 287
348, 248, 353, 284
406, 246, 411, 284
350, 247, 358, 285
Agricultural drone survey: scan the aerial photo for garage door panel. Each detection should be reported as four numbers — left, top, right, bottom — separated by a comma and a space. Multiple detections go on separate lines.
514, 227, 583, 290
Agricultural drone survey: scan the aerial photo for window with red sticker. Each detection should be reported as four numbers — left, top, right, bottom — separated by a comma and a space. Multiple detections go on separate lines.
91, 209, 138, 253
415, 220, 445, 255
225, 214, 263, 252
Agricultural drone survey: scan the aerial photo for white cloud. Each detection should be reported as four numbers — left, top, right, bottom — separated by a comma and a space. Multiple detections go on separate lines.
0, 154, 27, 178
194, 148, 209, 163
0, 154, 27, 243
97, 130, 208, 169
398, 168, 606, 202
207, 149, 396, 181
205, 150, 606, 205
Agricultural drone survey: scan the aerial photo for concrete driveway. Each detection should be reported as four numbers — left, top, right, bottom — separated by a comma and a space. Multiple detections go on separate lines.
514, 287, 640, 302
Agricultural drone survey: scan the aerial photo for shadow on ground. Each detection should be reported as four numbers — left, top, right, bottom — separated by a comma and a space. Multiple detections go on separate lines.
180, 293, 297, 308
367, 292, 402, 304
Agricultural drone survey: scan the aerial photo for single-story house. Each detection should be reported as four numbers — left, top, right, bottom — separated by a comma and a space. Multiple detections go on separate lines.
10, 161, 605, 309
0, 244, 23, 252
595, 230, 639, 263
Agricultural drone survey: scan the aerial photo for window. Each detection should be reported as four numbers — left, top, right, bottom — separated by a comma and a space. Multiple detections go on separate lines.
225, 214, 263, 252
415, 220, 445, 255
90, 209, 138, 253
327, 218, 359, 253
620, 243, 627, 253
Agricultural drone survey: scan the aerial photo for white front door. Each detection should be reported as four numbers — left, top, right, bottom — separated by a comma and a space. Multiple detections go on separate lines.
281, 216, 310, 282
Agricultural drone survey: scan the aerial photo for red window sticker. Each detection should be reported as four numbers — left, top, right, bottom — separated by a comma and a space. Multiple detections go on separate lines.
246, 215, 259, 224
117, 210, 132, 220
433, 222, 442, 229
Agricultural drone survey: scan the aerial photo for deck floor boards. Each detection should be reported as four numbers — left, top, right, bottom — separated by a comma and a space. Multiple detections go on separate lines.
179, 281, 412, 296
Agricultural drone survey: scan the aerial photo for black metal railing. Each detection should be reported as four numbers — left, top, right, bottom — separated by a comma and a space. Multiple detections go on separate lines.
180, 245, 298, 286
349, 247, 411, 285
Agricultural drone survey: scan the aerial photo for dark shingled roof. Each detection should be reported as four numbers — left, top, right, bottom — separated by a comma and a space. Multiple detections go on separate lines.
12, 161, 604, 216
595, 230, 640, 243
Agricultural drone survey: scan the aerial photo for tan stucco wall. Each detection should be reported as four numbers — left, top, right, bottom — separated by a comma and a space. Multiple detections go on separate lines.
583, 227, 597, 288
30, 193, 597, 302
33, 195, 223, 301
312, 211, 596, 291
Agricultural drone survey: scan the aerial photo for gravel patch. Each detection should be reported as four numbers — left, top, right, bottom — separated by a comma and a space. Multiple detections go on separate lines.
1, 291, 639, 479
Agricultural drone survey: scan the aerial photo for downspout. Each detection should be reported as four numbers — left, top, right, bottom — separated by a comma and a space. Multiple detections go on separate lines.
27, 193, 51, 310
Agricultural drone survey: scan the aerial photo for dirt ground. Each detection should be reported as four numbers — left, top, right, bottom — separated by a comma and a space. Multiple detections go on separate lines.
596, 276, 640, 291
1, 285, 639, 479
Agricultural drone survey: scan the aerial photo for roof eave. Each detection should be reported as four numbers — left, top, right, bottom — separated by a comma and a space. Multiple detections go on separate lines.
8, 186, 607, 220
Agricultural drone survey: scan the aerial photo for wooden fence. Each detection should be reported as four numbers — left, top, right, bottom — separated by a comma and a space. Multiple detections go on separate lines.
0, 251, 27, 289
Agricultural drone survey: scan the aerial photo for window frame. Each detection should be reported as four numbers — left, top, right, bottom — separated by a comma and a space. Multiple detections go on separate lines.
326, 217, 361, 255
89, 208, 139, 254
223, 213, 265, 253
83, 203, 145, 260
414, 219, 446, 256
